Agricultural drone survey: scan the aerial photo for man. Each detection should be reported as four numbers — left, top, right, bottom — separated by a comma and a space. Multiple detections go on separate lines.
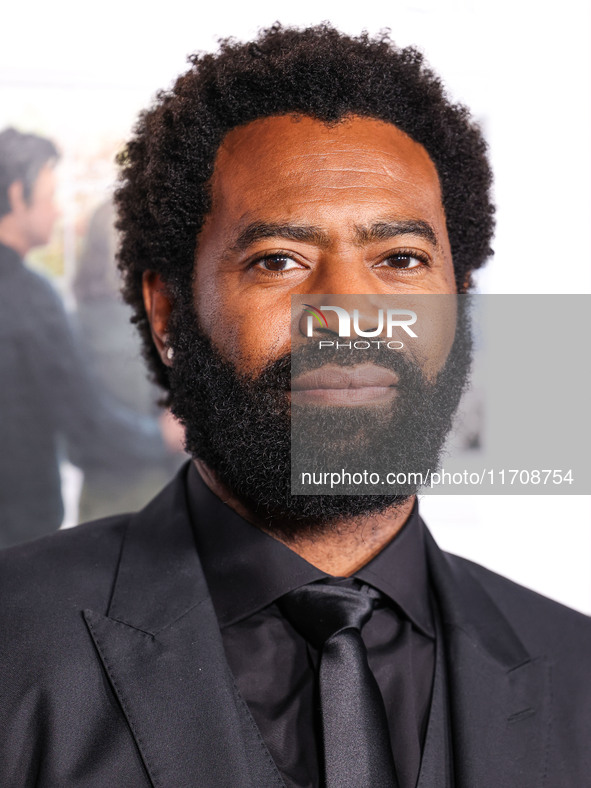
0, 25, 589, 788
0, 129, 170, 546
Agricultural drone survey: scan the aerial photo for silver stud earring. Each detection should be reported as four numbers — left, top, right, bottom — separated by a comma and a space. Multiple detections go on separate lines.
166, 346, 174, 361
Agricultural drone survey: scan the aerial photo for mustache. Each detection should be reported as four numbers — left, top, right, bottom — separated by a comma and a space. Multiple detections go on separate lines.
254, 340, 428, 393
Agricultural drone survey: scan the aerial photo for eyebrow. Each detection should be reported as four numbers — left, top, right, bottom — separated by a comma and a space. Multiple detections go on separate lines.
231, 218, 439, 252
354, 219, 439, 248
232, 222, 331, 251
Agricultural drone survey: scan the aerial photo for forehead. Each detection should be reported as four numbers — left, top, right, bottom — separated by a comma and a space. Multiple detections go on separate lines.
208, 114, 445, 228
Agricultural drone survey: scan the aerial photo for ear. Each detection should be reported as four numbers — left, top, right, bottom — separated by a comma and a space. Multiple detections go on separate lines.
142, 271, 174, 366
7, 180, 26, 214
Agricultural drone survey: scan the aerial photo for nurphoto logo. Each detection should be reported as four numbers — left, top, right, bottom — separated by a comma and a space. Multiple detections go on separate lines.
302, 303, 418, 350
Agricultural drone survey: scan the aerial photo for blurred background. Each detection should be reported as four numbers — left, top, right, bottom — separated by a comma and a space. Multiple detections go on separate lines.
1, 0, 589, 611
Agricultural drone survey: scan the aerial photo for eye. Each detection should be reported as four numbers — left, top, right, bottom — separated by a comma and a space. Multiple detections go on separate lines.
253, 254, 303, 273
375, 250, 430, 270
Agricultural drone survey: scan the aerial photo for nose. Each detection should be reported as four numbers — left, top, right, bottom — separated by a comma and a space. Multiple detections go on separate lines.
297, 305, 339, 338
305, 258, 376, 297
294, 254, 403, 340
297, 295, 384, 339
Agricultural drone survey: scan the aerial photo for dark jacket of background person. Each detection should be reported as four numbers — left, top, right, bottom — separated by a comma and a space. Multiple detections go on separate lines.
0, 240, 166, 547
72, 200, 185, 521
0, 465, 589, 787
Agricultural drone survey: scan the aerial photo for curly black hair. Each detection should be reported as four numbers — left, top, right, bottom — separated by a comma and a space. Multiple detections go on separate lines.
115, 23, 495, 393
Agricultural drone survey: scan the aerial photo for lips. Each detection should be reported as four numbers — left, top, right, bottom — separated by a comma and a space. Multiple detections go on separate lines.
291, 364, 398, 406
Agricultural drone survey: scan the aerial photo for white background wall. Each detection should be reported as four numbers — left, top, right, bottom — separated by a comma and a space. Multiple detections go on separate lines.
2, 0, 590, 612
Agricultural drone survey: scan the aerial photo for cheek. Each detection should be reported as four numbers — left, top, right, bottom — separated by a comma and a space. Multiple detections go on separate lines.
217, 309, 291, 376
31, 209, 51, 239
194, 278, 291, 376
35, 201, 56, 236
394, 296, 457, 381
416, 318, 456, 381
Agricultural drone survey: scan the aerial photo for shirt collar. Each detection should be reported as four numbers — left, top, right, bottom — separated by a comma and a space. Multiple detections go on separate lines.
186, 463, 434, 637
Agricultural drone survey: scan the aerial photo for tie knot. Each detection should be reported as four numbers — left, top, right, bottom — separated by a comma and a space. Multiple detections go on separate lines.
280, 580, 381, 649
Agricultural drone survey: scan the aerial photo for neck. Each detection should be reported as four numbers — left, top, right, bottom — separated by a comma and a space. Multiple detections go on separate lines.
194, 459, 414, 576
0, 219, 28, 258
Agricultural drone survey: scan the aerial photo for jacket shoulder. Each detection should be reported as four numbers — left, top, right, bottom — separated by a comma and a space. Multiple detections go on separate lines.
0, 515, 131, 621
447, 551, 591, 654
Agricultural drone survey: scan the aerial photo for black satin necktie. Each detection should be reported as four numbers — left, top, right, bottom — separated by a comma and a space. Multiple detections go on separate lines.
280, 580, 398, 788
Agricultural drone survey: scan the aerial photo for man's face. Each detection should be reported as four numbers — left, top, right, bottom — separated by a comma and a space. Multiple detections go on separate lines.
194, 115, 456, 377
13, 163, 59, 251
149, 115, 469, 527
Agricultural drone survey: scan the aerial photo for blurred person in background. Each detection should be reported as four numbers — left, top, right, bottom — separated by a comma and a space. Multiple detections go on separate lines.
0, 128, 177, 547
73, 199, 185, 520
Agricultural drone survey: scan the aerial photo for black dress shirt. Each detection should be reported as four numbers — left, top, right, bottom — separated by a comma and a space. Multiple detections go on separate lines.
187, 464, 436, 788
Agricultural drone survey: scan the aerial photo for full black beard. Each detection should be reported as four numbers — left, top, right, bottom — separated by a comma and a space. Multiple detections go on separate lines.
167, 296, 473, 535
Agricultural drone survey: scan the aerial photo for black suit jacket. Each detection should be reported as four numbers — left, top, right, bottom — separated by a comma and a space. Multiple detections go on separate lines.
1, 467, 590, 787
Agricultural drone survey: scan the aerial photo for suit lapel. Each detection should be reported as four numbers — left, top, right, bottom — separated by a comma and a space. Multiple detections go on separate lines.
83, 469, 284, 788
425, 530, 551, 788
81, 473, 550, 787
